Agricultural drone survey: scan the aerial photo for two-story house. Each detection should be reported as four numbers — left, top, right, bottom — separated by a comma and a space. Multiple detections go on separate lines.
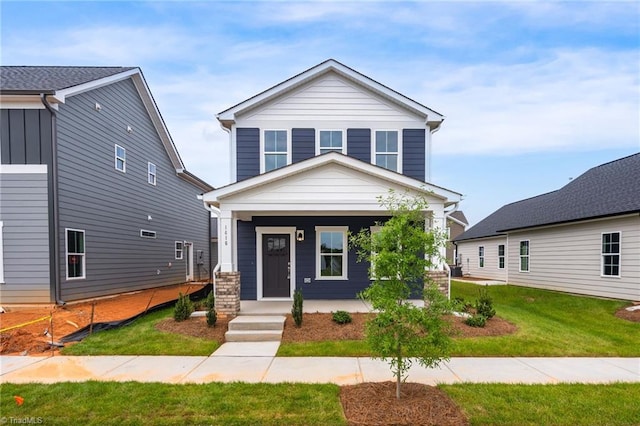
0, 66, 213, 304
202, 60, 462, 314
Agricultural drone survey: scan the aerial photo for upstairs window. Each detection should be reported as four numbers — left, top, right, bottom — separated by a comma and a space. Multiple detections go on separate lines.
175, 241, 184, 260
478, 246, 485, 268
148, 162, 157, 185
602, 232, 620, 277
519, 240, 530, 272
115, 144, 126, 172
498, 244, 505, 269
318, 130, 344, 154
374, 130, 400, 172
264, 130, 288, 172
66, 229, 86, 280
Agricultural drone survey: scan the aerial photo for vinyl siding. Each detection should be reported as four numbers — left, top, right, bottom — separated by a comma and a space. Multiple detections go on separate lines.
0, 168, 51, 303
456, 237, 508, 281
55, 78, 210, 301
507, 215, 640, 300
1, 109, 53, 165
402, 129, 425, 181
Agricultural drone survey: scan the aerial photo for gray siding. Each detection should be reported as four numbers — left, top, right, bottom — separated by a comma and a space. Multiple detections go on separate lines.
457, 236, 509, 281
1, 109, 53, 165
403, 129, 425, 181
0, 170, 51, 303
292, 128, 315, 163
236, 128, 260, 181
55, 78, 210, 301
347, 128, 371, 163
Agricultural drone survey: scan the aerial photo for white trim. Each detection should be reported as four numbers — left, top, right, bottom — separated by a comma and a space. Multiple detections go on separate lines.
148, 162, 157, 185
261, 129, 290, 173
316, 129, 346, 155
256, 227, 296, 300
140, 229, 157, 239
65, 228, 86, 280
315, 226, 349, 280
0, 221, 4, 284
372, 129, 402, 173
185, 242, 194, 281
115, 144, 126, 173
498, 244, 505, 269
601, 231, 621, 278
519, 240, 530, 272
0, 164, 47, 174
0, 95, 47, 109
175, 241, 184, 260
478, 246, 485, 268
54, 68, 140, 102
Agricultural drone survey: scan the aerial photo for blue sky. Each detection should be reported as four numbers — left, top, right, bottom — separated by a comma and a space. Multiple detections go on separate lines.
2, 1, 638, 226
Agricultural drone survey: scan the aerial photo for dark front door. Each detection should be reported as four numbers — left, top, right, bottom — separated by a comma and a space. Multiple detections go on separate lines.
262, 234, 291, 298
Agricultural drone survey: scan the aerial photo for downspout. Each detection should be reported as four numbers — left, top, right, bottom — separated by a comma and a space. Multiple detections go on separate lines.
41, 94, 64, 305
200, 198, 221, 296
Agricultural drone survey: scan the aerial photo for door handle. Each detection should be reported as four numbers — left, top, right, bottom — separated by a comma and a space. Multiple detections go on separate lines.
287, 261, 291, 280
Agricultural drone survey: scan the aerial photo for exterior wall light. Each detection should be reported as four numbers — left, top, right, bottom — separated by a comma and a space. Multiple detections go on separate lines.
296, 230, 305, 242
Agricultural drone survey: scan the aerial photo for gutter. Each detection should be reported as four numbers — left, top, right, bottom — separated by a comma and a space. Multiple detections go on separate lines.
40, 94, 65, 305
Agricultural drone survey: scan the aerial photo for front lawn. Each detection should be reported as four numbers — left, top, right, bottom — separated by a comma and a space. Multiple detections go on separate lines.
2, 382, 639, 425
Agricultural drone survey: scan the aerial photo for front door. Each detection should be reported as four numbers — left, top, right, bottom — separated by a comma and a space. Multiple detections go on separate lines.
262, 234, 291, 298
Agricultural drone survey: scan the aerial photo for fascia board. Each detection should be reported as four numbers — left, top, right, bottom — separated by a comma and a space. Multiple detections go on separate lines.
53, 68, 140, 102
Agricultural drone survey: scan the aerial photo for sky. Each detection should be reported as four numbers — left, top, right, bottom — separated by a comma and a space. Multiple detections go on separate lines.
2, 1, 638, 226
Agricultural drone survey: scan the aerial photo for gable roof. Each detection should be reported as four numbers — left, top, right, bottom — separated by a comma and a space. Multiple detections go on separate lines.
217, 59, 444, 130
448, 210, 469, 226
1, 66, 212, 192
455, 153, 640, 241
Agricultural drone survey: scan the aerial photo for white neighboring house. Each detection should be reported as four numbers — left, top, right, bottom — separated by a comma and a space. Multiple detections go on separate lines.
454, 153, 640, 301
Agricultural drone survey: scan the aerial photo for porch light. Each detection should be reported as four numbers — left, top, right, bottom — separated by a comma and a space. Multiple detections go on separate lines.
296, 230, 305, 242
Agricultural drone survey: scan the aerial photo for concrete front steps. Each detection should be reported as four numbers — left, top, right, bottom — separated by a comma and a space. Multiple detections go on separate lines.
224, 315, 286, 342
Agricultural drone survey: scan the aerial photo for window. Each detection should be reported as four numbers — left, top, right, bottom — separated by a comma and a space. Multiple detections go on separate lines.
263, 130, 288, 172
519, 240, 530, 272
148, 162, 157, 185
498, 244, 505, 269
140, 230, 157, 239
175, 241, 184, 260
316, 226, 348, 280
66, 229, 85, 280
374, 130, 400, 172
478, 246, 485, 268
602, 232, 620, 277
318, 130, 344, 154
115, 144, 126, 172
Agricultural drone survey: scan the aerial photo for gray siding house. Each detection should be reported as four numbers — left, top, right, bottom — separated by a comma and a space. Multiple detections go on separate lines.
0, 66, 213, 304
454, 154, 640, 301
202, 59, 462, 310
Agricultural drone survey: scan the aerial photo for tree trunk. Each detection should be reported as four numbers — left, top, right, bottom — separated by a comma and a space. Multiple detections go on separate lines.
396, 342, 402, 399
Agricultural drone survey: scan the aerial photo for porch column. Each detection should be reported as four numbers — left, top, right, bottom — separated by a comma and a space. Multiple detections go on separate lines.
219, 210, 235, 272
427, 204, 447, 269
215, 271, 241, 317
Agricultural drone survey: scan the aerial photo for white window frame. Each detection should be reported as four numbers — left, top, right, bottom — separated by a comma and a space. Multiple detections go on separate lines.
316, 129, 345, 155
261, 129, 290, 173
148, 162, 157, 185
498, 244, 505, 269
478, 246, 485, 268
601, 232, 621, 278
372, 130, 402, 173
175, 241, 184, 260
519, 240, 530, 272
115, 144, 126, 173
65, 228, 86, 280
140, 229, 157, 239
0, 221, 4, 284
315, 226, 348, 280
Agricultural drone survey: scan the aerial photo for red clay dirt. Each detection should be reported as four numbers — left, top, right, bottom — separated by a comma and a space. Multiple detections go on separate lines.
0, 282, 208, 355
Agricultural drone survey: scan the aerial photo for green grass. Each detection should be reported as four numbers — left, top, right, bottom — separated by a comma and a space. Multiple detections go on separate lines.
61, 307, 219, 356
2, 382, 638, 425
441, 383, 640, 426
278, 281, 639, 357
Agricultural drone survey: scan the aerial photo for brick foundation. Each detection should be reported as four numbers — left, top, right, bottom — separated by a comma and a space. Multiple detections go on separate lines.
426, 270, 450, 299
215, 271, 241, 317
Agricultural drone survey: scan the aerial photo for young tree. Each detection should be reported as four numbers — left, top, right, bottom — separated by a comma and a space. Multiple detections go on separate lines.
350, 190, 452, 399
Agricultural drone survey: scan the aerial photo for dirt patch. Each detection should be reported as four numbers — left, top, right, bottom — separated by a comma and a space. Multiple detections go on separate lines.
0, 282, 208, 355
341, 381, 469, 426
615, 305, 640, 323
155, 316, 228, 342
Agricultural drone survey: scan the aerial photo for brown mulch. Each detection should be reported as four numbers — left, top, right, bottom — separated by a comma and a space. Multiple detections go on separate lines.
155, 316, 229, 342
0, 282, 207, 355
615, 304, 640, 323
341, 381, 469, 426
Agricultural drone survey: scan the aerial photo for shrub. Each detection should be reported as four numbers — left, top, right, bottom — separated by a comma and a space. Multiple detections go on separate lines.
174, 292, 194, 322
205, 290, 217, 327
476, 286, 496, 319
464, 314, 487, 328
332, 310, 352, 324
292, 289, 303, 327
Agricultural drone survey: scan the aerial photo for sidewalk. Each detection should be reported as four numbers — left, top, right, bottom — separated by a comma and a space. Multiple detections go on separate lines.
2, 353, 638, 385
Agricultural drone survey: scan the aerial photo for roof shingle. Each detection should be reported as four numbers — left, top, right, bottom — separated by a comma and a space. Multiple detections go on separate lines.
0, 66, 136, 92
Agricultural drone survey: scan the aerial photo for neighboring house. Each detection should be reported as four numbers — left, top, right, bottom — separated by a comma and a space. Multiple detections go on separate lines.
454, 154, 640, 301
202, 59, 462, 312
0, 66, 213, 304
446, 210, 468, 266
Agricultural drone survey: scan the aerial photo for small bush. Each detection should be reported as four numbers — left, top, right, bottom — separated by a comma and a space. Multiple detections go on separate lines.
464, 314, 487, 328
292, 289, 303, 327
332, 310, 352, 324
476, 286, 496, 319
206, 307, 217, 327
174, 292, 194, 322
205, 290, 217, 327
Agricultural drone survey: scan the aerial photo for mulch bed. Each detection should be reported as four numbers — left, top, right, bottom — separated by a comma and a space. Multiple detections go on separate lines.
155, 316, 229, 342
615, 305, 640, 323
341, 381, 469, 426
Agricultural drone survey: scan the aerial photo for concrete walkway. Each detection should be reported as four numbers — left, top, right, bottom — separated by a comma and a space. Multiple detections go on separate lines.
2, 354, 638, 385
